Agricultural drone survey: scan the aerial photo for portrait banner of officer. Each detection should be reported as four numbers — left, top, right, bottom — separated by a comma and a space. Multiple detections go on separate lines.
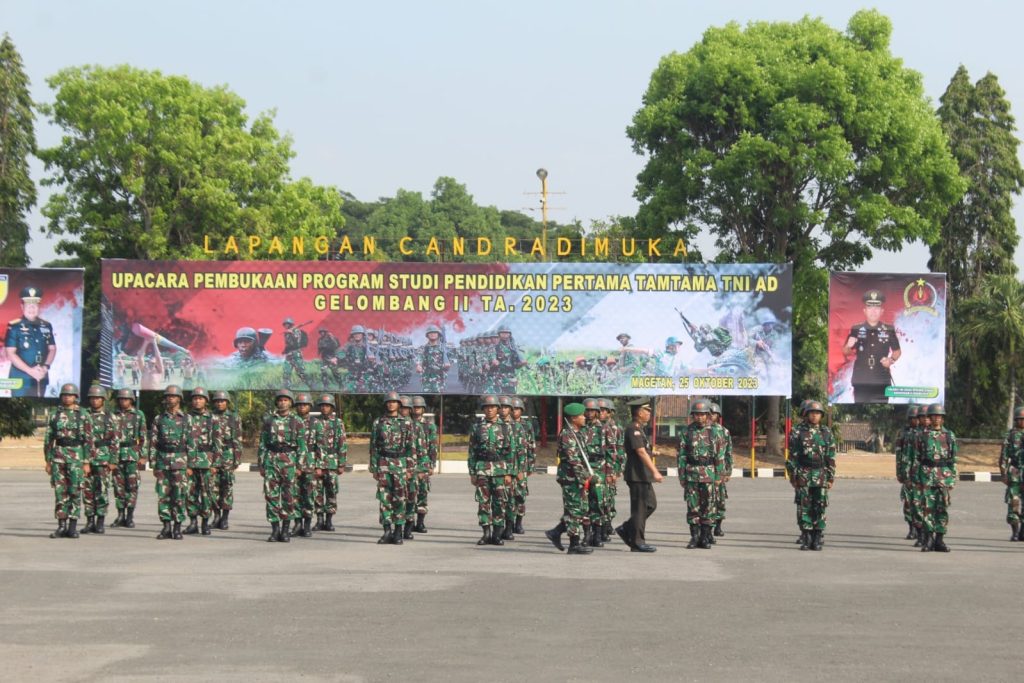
827, 272, 946, 404
100, 259, 790, 396
0, 268, 84, 398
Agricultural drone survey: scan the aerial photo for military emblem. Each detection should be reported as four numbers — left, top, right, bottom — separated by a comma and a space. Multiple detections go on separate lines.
0, 274, 7, 305
903, 278, 939, 315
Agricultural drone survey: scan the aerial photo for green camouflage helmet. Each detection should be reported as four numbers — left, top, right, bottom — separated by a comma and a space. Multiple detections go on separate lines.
583, 398, 600, 411
384, 391, 401, 404
317, 393, 336, 407
294, 392, 313, 405
282, 317, 294, 327
927, 403, 945, 416
690, 399, 711, 415
191, 387, 209, 399
598, 398, 613, 411
164, 385, 184, 398
480, 394, 500, 407
399, 395, 412, 408
59, 383, 79, 397
426, 325, 440, 335
497, 324, 511, 333
210, 390, 230, 402
234, 326, 257, 346
1014, 406, 1024, 420
709, 402, 721, 415
907, 405, 919, 419
275, 389, 294, 402
511, 397, 524, 410
411, 396, 427, 408
499, 395, 514, 407
351, 325, 365, 336
803, 400, 825, 416
86, 385, 106, 399
616, 332, 631, 341
115, 389, 135, 401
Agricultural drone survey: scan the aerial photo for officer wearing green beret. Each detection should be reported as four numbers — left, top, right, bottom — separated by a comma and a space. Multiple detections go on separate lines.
5, 286, 56, 397
545, 402, 594, 555
843, 290, 901, 403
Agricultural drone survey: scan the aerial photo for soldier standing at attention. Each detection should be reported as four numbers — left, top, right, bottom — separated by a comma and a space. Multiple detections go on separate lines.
843, 290, 901, 403
82, 386, 119, 535
545, 402, 593, 555
894, 407, 920, 540
416, 326, 449, 393
582, 398, 605, 548
313, 393, 347, 532
44, 383, 93, 539
370, 391, 413, 545
497, 395, 520, 541
615, 401, 660, 552
149, 385, 192, 540
678, 400, 725, 550
281, 318, 312, 390
709, 402, 732, 538
184, 387, 222, 537
597, 398, 623, 543
917, 404, 957, 552
1000, 406, 1024, 541
510, 397, 535, 535
397, 396, 418, 540
210, 391, 241, 530
291, 393, 317, 538
411, 396, 436, 534
468, 394, 513, 546
909, 406, 931, 547
258, 389, 309, 543
5, 286, 56, 397
786, 400, 836, 551
111, 388, 146, 529
316, 328, 345, 390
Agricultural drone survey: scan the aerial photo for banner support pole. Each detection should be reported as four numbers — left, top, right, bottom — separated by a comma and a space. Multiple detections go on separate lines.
750, 395, 756, 477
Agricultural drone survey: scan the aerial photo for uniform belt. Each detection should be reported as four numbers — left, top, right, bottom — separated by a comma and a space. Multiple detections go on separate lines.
266, 443, 297, 453
196, 444, 214, 452
686, 457, 715, 466
377, 450, 404, 458
55, 438, 83, 447
798, 458, 825, 467
95, 440, 113, 448
119, 441, 135, 447
156, 444, 184, 453
474, 451, 501, 461
921, 459, 953, 467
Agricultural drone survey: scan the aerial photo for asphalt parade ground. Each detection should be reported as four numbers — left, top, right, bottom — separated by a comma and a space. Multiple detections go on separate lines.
2, 471, 1022, 682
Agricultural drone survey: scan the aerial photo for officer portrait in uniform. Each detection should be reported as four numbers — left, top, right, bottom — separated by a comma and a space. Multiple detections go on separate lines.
843, 289, 901, 403
4, 286, 57, 397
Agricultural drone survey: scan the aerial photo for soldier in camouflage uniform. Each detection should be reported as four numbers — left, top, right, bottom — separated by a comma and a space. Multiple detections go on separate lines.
313, 393, 347, 531
497, 396, 521, 541
494, 326, 523, 393
916, 404, 957, 552
290, 392, 318, 538
545, 402, 593, 555
468, 394, 513, 546
894, 406, 920, 540
184, 387, 223, 536
44, 383, 94, 539
81, 385, 119, 535
411, 396, 436, 533
148, 385, 193, 540
709, 402, 732, 538
598, 398, 624, 542
338, 325, 377, 392
281, 318, 312, 390
417, 326, 449, 393
397, 396, 418, 539
316, 328, 345, 390
909, 406, 932, 546
370, 391, 413, 544
582, 398, 606, 548
111, 388, 146, 529
786, 400, 836, 551
678, 400, 726, 550
1000, 406, 1024, 541
510, 397, 536, 535
210, 390, 241, 530
258, 389, 309, 543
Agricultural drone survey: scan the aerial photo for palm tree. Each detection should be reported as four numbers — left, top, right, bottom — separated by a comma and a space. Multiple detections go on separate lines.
959, 275, 1024, 428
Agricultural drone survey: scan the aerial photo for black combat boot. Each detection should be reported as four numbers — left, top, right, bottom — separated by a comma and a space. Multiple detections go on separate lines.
82, 516, 95, 534
932, 533, 950, 552
212, 510, 222, 529
567, 534, 593, 555
378, 525, 394, 544
920, 531, 932, 552
172, 522, 183, 540
906, 522, 917, 540
157, 521, 172, 540
291, 518, 303, 537
799, 530, 811, 550
217, 510, 229, 530
913, 527, 923, 547
714, 520, 725, 537
699, 525, 713, 549
414, 513, 428, 533
1012, 522, 1021, 542
812, 529, 824, 551
184, 517, 199, 535
50, 519, 67, 539
501, 524, 515, 541
95, 516, 105, 534
686, 525, 700, 549
66, 518, 79, 539
279, 520, 291, 543
392, 525, 404, 545
589, 526, 603, 548
1018, 524, 1024, 541
201, 517, 211, 536
477, 526, 492, 546
323, 513, 335, 532
545, 522, 566, 551
301, 517, 313, 538
515, 516, 526, 536
315, 513, 324, 531
707, 524, 717, 545
402, 524, 414, 540
125, 507, 135, 528
602, 522, 612, 542
490, 526, 505, 546
267, 522, 280, 542
111, 509, 125, 528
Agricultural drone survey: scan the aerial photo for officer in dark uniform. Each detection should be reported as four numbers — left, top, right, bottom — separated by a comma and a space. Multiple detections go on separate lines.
615, 399, 661, 552
843, 289, 901, 403
5, 286, 56, 397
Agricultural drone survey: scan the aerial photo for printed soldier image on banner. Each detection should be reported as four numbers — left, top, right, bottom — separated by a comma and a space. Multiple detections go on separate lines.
0, 268, 84, 398
100, 260, 791, 396
827, 272, 947, 404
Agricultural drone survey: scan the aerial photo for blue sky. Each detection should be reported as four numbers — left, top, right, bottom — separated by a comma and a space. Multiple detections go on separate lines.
4, 0, 1023, 272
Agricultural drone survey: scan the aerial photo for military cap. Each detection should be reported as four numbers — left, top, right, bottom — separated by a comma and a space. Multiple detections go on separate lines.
1014, 406, 1024, 420
351, 325, 365, 335
234, 327, 257, 344
511, 397, 524, 410
399, 395, 412, 408
59, 383, 79, 396
616, 332, 631, 341
926, 403, 945, 416
116, 388, 135, 400
583, 398, 600, 411
86, 385, 106, 399
564, 402, 586, 417
191, 387, 209, 399
863, 290, 885, 306
282, 317, 295, 326
164, 385, 184, 398
709, 402, 721, 415
383, 391, 401, 403
411, 396, 427, 408
690, 399, 711, 415
426, 325, 440, 335
19, 286, 42, 303
294, 392, 313, 405
210, 390, 230, 402
480, 394, 500, 407
275, 388, 294, 402
317, 393, 336, 407
803, 400, 825, 415
665, 336, 680, 346
499, 395, 514, 407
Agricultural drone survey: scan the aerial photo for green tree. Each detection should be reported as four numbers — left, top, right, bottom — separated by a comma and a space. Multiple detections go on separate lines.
627, 10, 965, 453
0, 34, 38, 439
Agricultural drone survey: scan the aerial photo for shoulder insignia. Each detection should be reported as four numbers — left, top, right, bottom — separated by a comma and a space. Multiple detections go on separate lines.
9, 318, 21, 325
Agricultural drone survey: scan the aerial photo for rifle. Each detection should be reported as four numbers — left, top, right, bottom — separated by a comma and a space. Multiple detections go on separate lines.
675, 308, 699, 343
439, 324, 450, 367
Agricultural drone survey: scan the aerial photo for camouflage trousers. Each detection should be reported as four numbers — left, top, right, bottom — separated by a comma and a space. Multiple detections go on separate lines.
421, 370, 445, 393
409, 474, 430, 516
607, 479, 618, 521
375, 462, 408, 527
473, 474, 508, 528
186, 468, 214, 519
684, 481, 719, 526
1005, 481, 1022, 525
512, 474, 530, 517
49, 460, 84, 521
282, 351, 312, 389
900, 482, 917, 525
319, 362, 345, 390
920, 485, 952, 534
711, 482, 728, 522
112, 461, 140, 511
263, 461, 297, 524
294, 470, 317, 519
559, 480, 588, 539
797, 486, 829, 531
588, 477, 608, 527
212, 468, 235, 511
82, 465, 111, 518
155, 470, 188, 523
314, 471, 339, 516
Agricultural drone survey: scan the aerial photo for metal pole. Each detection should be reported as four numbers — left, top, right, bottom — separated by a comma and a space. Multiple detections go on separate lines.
750, 395, 757, 476
437, 394, 444, 474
